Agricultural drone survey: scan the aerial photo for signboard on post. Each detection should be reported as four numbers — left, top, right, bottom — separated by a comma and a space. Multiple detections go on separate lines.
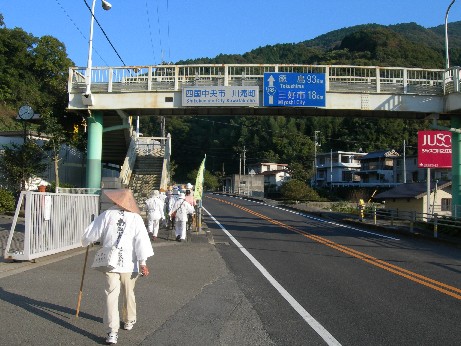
263, 72, 325, 107
182, 86, 259, 106
417, 130, 452, 168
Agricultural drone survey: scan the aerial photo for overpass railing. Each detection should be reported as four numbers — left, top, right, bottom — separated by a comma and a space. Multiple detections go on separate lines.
120, 134, 137, 187
69, 64, 449, 96
444, 66, 461, 94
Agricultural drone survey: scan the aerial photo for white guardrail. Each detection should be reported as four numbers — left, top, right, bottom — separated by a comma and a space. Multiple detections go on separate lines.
69, 64, 460, 96
3, 191, 100, 261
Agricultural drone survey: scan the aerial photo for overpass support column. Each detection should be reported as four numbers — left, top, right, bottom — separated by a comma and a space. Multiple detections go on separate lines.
86, 111, 103, 189
452, 116, 461, 216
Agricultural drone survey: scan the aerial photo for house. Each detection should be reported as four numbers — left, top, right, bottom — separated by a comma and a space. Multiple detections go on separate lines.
261, 169, 290, 193
222, 162, 289, 197
223, 173, 265, 197
356, 149, 401, 186
247, 162, 290, 195
247, 162, 288, 174
393, 155, 452, 183
315, 151, 367, 187
373, 181, 452, 219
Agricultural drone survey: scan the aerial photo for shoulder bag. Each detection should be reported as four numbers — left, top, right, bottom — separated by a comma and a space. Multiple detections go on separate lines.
91, 211, 126, 272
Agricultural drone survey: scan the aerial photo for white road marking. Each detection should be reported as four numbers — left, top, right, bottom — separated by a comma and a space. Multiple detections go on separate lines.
214, 194, 399, 241
204, 207, 342, 346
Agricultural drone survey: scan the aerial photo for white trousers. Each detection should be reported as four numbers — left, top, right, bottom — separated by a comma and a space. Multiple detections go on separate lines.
147, 218, 161, 236
104, 272, 139, 333
174, 220, 187, 240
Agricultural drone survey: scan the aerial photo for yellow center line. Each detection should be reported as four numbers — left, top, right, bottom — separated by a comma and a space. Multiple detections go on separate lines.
208, 196, 461, 301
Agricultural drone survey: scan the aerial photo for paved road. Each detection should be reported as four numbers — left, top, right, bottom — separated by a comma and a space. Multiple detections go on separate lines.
1, 194, 461, 345
0, 214, 272, 345
204, 194, 461, 346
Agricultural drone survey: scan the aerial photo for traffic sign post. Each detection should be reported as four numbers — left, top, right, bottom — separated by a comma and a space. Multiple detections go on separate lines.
263, 73, 326, 107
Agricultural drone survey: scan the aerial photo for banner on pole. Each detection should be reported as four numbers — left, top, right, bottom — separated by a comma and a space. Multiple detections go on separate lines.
194, 156, 206, 201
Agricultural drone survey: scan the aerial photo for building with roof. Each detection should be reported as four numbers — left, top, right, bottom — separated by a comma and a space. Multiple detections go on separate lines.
356, 149, 401, 186
373, 181, 452, 219
393, 155, 452, 183
315, 151, 367, 187
222, 162, 289, 197
247, 162, 288, 174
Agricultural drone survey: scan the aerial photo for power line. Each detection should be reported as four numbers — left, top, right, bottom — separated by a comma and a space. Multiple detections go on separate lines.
82, 0, 126, 66
156, 1, 163, 62
54, 0, 109, 65
145, 0, 156, 62
166, 0, 171, 62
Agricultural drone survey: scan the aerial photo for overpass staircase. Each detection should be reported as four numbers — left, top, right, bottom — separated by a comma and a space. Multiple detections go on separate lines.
115, 135, 171, 217
129, 155, 164, 210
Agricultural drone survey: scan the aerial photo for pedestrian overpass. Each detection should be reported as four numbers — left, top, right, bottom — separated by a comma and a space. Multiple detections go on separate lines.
68, 64, 461, 118
66, 63, 461, 207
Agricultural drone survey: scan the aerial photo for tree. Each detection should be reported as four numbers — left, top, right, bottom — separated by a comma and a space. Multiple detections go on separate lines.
280, 179, 322, 202
0, 141, 46, 194
187, 169, 220, 191
0, 188, 15, 213
38, 112, 68, 190
0, 25, 75, 133
288, 162, 312, 182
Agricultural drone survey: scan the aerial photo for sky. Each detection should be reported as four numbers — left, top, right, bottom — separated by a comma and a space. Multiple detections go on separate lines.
2, 0, 461, 68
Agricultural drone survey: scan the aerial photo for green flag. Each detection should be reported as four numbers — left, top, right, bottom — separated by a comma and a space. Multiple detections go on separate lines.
194, 156, 206, 201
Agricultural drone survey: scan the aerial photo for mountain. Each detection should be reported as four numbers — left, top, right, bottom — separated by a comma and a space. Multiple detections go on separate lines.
177, 21, 461, 69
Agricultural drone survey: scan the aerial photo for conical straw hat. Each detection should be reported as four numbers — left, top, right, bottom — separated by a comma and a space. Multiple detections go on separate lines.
103, 189, 141, 214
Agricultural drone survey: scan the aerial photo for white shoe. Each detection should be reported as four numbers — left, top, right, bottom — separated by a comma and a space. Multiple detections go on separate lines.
124, 320, 136, 330
106, 332, 118, 344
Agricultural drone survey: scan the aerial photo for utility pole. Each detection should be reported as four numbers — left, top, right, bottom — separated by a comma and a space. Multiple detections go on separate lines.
330, 149, 333, 188
314, 131, 320, 186
238, 153, 242, 195
403, 140, 407, 184
243, 146, 247, 175
222, 162, 225, 193
160, 116, 166, 138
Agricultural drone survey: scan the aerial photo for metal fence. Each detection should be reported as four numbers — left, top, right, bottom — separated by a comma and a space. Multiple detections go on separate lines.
363, 206, 461, 239
3, 191, 99, 261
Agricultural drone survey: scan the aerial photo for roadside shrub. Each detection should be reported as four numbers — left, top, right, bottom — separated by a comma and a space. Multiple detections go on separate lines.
0, 188, 15, 213
280, 179, 323, 202
331, 201, 357, 214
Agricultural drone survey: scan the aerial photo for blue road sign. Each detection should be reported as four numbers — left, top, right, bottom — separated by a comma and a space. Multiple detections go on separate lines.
263, 72, 326, 107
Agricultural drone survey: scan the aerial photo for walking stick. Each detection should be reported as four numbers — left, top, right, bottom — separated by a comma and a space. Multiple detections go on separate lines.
76, 245, 90, 318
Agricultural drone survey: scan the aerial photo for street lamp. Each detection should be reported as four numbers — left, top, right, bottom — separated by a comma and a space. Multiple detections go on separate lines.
445, 0, 456, 69
84, 0, 112, 100
18, 105, 35, 191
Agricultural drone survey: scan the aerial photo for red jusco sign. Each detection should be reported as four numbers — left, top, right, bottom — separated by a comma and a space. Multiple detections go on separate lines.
418, 130, 452, 168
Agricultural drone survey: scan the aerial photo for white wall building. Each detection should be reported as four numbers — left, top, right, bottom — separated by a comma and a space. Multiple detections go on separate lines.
315, 151, 366, 187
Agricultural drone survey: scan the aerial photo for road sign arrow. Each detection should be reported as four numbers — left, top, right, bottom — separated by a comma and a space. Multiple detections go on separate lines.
268, 75, 275, 87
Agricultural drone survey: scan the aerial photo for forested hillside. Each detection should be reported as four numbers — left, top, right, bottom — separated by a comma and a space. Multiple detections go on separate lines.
1, 13, 459, 182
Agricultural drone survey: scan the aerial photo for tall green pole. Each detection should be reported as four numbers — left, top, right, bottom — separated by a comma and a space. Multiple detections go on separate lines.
86, 111, 103, 189
451, 115, 461, 216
